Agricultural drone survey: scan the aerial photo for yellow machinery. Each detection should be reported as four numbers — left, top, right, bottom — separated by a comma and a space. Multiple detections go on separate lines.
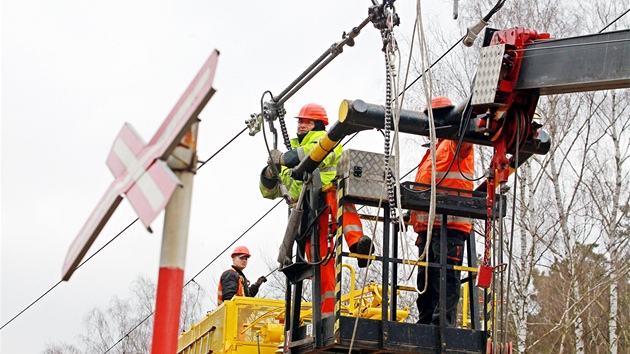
177, 296, 290, 354
177, 264, 409, 354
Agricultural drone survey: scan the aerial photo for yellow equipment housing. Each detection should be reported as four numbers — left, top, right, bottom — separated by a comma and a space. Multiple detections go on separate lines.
177, 265, 410, 354
177, 296, 291, 354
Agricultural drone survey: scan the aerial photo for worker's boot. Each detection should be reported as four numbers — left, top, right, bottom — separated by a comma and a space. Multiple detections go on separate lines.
349, 235, 374, 268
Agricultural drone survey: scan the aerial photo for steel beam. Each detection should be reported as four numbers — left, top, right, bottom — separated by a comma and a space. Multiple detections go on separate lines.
516, 29, 630, 95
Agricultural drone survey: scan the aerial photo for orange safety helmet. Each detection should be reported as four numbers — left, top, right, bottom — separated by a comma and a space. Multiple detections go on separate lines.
294, 103, 329, 126
424, 96, 454, 111
231, 245, 251, 258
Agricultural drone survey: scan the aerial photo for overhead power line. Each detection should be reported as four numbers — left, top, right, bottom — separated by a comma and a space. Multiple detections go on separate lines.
599, 7, 630, 33
0, 127, 246, 332
0, 219, 139, 331
5, 0, 510, 341
103, 199, 283, 353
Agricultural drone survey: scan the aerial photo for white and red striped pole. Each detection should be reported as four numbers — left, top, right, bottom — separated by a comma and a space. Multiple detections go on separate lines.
151, 123, 198, 353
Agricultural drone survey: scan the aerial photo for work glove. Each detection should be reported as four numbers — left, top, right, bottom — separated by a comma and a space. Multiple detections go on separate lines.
268, 149, 285, 166
256, 276, 267, 286
263, 165, 275, 179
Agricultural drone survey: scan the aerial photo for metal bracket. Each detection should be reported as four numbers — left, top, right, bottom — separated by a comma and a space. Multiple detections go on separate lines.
471, 44, 506, 106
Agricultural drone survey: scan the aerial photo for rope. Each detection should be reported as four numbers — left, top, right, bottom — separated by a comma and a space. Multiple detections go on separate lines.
413, 0, 438, 295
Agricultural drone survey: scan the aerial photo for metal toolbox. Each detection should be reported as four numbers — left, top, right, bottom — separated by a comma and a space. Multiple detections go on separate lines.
337, 149, 397, 203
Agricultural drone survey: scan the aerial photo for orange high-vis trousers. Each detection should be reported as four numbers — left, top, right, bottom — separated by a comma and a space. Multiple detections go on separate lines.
305, 188, 364, 314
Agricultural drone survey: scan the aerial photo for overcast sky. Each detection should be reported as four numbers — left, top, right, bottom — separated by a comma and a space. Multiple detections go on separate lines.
0, 1, 465, 351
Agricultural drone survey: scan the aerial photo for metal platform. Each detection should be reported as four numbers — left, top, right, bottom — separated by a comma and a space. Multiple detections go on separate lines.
286, 151, 491, 354
290, 316, 486, 354
398, 181, 505, 220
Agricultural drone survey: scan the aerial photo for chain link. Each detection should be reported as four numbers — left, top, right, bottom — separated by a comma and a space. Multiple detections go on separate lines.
277, 107, 292, 150
382, 21, 399, 224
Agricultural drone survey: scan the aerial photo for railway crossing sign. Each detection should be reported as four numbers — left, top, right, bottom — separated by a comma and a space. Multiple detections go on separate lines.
62, 50, 220, 281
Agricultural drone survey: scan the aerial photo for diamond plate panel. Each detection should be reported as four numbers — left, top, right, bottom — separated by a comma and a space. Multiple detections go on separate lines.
338, 149, 397, 203
472, 44, 506, 106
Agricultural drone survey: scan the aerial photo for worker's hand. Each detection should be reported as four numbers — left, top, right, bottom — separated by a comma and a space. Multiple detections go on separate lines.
256, 276, 267, 286
268, 149, 285, 166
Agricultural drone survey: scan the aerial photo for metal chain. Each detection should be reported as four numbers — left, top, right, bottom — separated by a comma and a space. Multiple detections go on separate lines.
274, 105, 291, 150
382, 15, 398, 224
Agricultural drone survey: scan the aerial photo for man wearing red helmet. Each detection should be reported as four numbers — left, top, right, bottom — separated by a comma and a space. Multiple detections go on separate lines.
410, 96, 475, 326
259, 103, 373, 314
217, 245, 267, 305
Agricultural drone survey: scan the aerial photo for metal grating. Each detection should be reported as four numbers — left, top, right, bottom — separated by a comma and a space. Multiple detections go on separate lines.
338, 149, 397, 203
472, 44, 506, 106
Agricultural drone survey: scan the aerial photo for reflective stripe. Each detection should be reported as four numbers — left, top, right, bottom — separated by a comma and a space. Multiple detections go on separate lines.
217, 268, 245, 305
323, 290, 335, 300
297, 146, 306, 161
344, 204, 357, 213
319, 166, 336, 173
343, 224, 362, 233
435, 171, 474, 180
415, 213, 472, 224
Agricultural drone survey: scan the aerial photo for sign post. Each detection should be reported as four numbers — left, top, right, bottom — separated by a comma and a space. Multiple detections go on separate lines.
63, 50, 220, 352
151, 124, 198, 354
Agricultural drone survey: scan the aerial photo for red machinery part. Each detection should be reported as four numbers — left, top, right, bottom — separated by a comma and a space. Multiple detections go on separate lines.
477, 27, 550, 288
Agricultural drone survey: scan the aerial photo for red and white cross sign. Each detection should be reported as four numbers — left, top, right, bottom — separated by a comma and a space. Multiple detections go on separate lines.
62, 50, 220, 281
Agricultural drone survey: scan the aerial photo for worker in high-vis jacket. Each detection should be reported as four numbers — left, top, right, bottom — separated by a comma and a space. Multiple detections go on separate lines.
259, 103, 373, 314
410, 96, 474, 327
217, 246, 267, 305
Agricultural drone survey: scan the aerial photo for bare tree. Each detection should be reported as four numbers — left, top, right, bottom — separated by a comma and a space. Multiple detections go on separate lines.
43, 274, 206, 353
579, 89, 630, 354
43, 343, 83, 354
400, 0, 629, 352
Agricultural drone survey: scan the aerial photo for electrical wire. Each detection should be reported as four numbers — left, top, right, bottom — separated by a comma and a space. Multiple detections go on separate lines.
103, 199, 285, 353
393, 0, 419, 323
184, 199, 284, 285
103, 311, 153, 353
0, 127, 250, 335
599, 7, 630, 33
198, 127, 248, 169
0, 128, 252, 331
0, 219, 139, 331
501, 106, 523, 347
5, 0, 526, 343
399, 35, 464, 95
483, 0, 507, 22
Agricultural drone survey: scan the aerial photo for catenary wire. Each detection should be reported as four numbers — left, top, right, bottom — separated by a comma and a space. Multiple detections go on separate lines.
8, 0, 530, 342
0, 219, 139, 331
184, 199, 284, 284
198, 127, 248, 169
400, 35, 464, 95
103, 198, 284, 353
599, 7, 630, 33
0, 127, 246, 333
501, 106, 523, 347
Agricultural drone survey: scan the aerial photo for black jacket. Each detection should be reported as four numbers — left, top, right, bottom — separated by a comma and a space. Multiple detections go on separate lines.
219, 266, 260, 301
